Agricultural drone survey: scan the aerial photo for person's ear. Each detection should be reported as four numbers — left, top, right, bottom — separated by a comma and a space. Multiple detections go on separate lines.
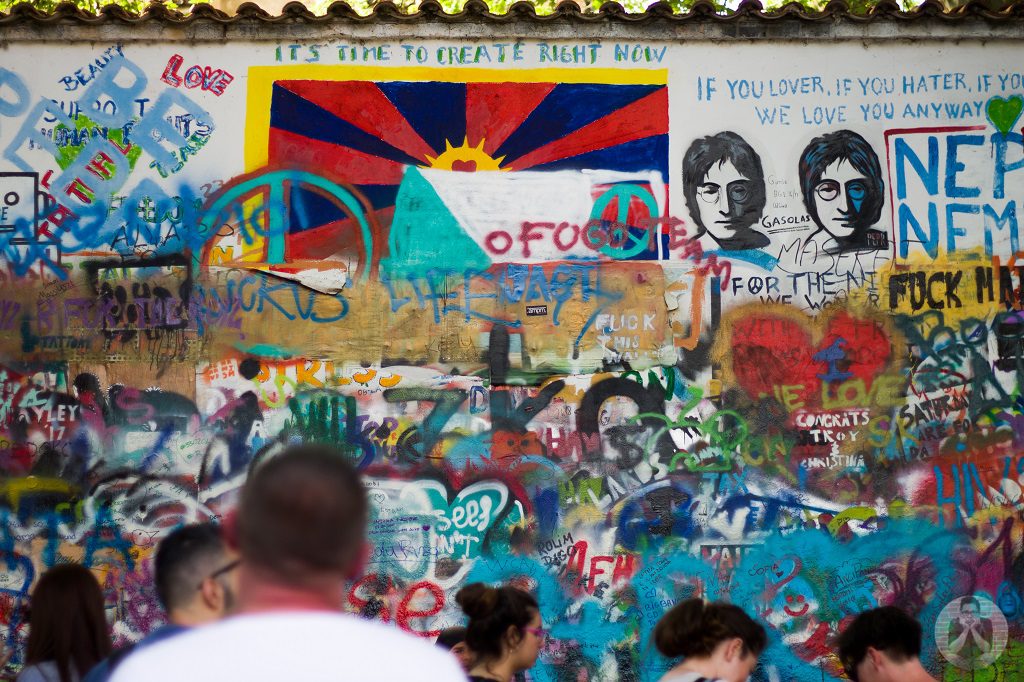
199, 577, 223, 611
725, 638, 743, 661
867, 647, 885, 671
505, 624, 522, 651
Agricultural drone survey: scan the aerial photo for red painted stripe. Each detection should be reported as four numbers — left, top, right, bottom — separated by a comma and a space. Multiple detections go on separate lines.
280, 80, 436, 162
505, 88, 668, 171
269, 128, 406, 186
465, 82, 556, 157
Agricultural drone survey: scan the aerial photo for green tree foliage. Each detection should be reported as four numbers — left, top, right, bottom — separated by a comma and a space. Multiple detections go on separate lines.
0, 0, 201, 13
0, 0, 1008, 24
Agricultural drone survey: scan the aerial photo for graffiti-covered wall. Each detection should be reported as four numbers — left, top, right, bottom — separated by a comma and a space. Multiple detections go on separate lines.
1, 12, 1024, 679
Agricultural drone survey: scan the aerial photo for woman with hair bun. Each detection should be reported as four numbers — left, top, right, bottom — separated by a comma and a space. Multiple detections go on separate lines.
455, 582, 544, 682
654, 599, 767, 682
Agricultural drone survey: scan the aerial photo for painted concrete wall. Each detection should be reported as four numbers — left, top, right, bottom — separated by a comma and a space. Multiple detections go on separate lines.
0, 21, 1023, 680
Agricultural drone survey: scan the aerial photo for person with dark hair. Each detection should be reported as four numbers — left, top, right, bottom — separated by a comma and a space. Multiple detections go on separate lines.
682, 132, 770, 251
456, 583, 544, 682
435, 626, 474, 671
82, 523, 238, 682
653, 599, 766, 682
798, 129, 887, 254
836, 606, 936, 682
17, 564, 112, 682
152, 523, 238, 624
110, 443, 464, 682
947, 596, 992, 662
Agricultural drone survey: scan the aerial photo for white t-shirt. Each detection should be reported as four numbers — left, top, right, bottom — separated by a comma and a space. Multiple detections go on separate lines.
109, 611, 467, 682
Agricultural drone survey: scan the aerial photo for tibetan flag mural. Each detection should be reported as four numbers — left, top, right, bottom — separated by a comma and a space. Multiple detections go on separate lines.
261, 74, 670, 265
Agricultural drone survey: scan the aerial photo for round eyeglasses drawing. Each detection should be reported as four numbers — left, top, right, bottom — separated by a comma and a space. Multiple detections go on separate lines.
935, 595, 1007, 671
798, 130, 887, 254
682, 131, 769, 251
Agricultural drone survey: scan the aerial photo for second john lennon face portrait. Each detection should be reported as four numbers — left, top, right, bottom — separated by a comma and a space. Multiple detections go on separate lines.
799, 129, 885, 251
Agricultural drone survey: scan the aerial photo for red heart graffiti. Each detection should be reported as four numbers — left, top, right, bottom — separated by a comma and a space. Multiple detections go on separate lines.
451, 160, 477, 172
730, 311, 890, 408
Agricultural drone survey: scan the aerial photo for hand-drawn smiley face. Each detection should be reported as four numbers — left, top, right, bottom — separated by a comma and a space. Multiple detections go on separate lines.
784, 593, 810, 617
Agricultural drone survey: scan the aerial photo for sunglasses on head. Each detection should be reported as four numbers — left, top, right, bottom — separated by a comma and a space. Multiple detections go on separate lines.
523, 626, 548, 641
196, 559, 240, 590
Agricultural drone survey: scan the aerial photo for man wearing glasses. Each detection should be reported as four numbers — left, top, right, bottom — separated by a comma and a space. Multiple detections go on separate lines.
682, 131, 771, 252
84, 523, 239, 682
110, 444, 466, 682
798, 129, 888, 255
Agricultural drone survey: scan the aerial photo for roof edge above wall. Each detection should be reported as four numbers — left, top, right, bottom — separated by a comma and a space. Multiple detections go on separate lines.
0, 0, 1022, 40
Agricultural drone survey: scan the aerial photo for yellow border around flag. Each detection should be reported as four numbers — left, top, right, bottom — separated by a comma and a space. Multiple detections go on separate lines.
244, 65, 669, 172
